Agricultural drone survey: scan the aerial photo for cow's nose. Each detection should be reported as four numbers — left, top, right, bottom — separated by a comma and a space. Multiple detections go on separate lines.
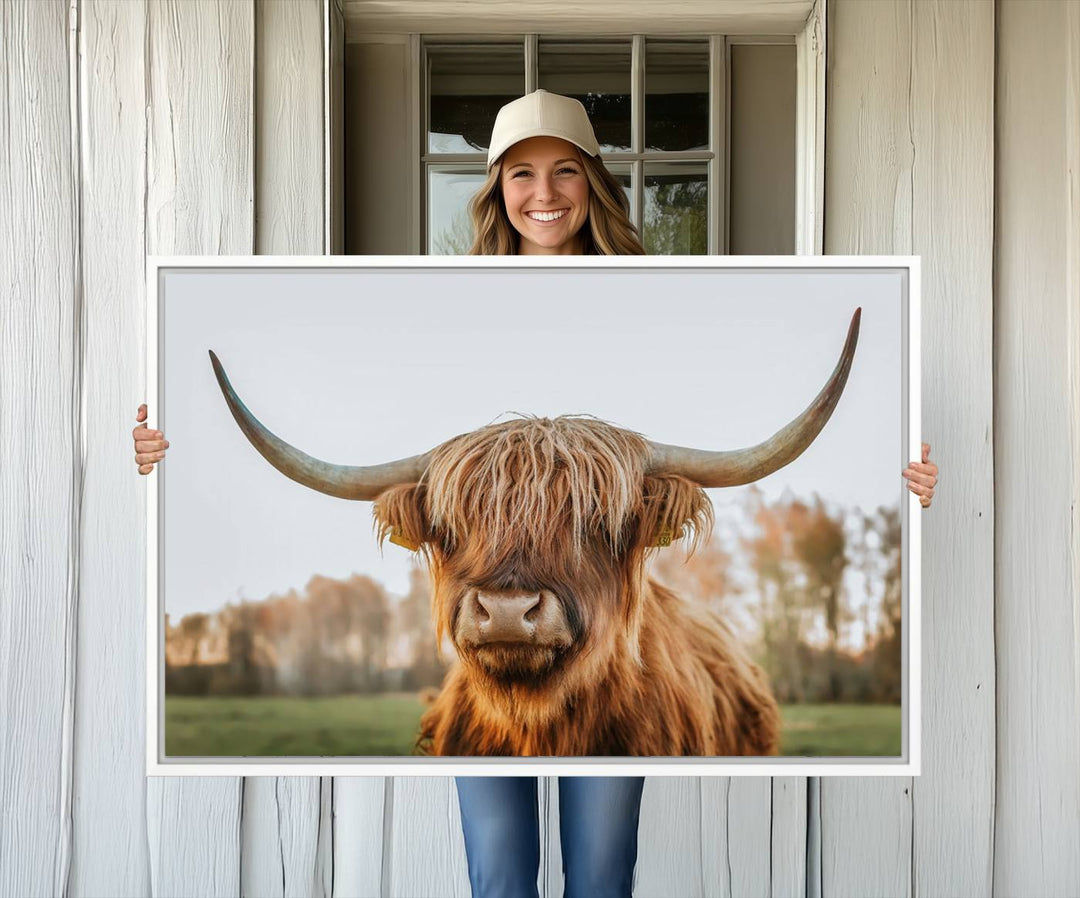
473, 592, 543, 643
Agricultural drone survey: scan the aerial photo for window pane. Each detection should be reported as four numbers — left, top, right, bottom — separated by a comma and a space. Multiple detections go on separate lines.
604, 163, 634, 216
538, 40, 632, 153
645, 40, 709, 152
643, 163, 707, 255
428, 44, 524, 154
428, 168, 486, 254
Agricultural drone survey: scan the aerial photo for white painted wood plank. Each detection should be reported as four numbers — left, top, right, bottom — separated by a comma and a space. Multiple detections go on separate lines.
314, 777, 334, 898
770, 777, 808, 898
994, 1, 1080, 892
242, 778, 324, 898
822, 3, 913, 895
243, 2, 326, 893
342, 0, 815, 38
386, 777, 470, 898
333, 778, 386, 897
0, 1, 78, 896
700, 779, 774, 898
635, 778, 704, 898
145, 2, 254, 894
147, 778, 244, 895
144, 0, 255, 257
821, 779, 911, 897
327, 0, 345, 256
256, 0, 324, 257
794, 0, 825, 255
69, 1, 153, 894
908, 3, 995, 896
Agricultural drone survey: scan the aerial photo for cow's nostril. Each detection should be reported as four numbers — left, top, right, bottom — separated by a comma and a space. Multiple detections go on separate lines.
473, 592, 491, 622
523, 594, 543, 622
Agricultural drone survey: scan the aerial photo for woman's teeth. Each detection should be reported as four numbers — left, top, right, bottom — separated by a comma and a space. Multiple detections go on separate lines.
527, 209, 567, 222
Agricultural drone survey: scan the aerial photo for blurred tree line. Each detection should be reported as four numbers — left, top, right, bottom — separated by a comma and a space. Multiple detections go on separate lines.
167, 488, 902, 703
165, 567, 446, 696
652, 486, 902, 704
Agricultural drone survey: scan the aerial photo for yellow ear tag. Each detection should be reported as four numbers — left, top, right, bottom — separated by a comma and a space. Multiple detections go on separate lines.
654, 527, 674, 548
389, 528, 420, 551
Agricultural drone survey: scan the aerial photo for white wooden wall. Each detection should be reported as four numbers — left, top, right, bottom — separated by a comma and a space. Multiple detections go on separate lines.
1, 1, 1078, 896
824, 1, 995, 894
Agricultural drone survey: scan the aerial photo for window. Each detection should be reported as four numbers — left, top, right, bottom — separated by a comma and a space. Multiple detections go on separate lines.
421, 35, 796, 256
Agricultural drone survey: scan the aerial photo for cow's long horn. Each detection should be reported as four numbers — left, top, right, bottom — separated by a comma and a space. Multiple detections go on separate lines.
208, 351, 430, 500
645, 307, 861, 487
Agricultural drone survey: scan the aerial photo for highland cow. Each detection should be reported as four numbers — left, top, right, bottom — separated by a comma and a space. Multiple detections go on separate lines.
208, 308, 860, 757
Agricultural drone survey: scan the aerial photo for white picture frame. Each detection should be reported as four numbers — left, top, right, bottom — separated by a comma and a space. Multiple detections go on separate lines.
146, 255, 920, 777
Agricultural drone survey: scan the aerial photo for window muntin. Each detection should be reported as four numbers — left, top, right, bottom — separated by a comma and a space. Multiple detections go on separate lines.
420, 35, 795, 256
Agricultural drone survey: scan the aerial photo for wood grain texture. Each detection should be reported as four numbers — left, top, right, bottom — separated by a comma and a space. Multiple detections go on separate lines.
0, 1, 78, 896
699, 778, 776, 898
822, 779, 911, 897
994, 1, 1080, 892
333, 778, 386, 897
636, 778, 704, 897
69, 2, 153, 895
825, 2, 996, 896
386, 777, 470, 898
146, 778, 243, 897
255, 0, 324, 257
908, 2, 995, 895
144, 1, 254, 894
241, 777, 324, 898
770, 777, 808, 898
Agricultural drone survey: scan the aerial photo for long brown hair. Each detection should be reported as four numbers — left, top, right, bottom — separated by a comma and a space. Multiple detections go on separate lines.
467, 149, 646, 255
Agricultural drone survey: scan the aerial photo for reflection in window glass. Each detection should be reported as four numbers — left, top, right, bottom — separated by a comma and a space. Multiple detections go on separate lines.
428, 168, 486, 254
643, 164, 707, 255
645, 40, 709, 152
604, 163, 634, 218
428, 44, 524, 153
538, 41, 632, 153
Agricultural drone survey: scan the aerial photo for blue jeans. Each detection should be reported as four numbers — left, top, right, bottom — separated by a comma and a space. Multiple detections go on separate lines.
454, 776, 646, 898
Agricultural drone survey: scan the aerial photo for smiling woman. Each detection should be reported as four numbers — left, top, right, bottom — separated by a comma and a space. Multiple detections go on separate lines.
500, 137, 591, 254
466, 89, 646, 256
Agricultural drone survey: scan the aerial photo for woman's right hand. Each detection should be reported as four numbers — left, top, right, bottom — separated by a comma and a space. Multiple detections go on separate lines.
133, 403, 170, 474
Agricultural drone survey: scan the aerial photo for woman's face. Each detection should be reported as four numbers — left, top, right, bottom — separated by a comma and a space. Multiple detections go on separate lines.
499, 136, 590, 255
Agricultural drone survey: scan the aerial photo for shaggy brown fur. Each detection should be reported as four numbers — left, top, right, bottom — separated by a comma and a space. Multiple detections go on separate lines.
372, 415, 781, 757
415, 579, 780, 756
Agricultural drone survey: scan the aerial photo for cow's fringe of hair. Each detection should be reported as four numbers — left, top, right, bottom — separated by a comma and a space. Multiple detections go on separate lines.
422, 416, 650, 560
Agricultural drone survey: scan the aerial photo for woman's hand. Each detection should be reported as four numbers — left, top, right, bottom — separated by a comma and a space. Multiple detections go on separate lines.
903, 442, 938, 509
133, 403, 169, 475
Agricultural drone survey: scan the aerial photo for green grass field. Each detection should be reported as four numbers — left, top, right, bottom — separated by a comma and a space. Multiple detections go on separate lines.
164, 693, 901, 758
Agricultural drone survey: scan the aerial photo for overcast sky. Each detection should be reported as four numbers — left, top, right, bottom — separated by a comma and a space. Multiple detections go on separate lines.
159, 267, 907, 620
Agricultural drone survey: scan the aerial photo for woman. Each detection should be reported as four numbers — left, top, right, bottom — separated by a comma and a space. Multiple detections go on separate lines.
132, 90, 939, 898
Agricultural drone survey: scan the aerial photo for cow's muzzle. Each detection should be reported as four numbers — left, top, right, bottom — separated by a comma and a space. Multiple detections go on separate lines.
457, 589, 573, 649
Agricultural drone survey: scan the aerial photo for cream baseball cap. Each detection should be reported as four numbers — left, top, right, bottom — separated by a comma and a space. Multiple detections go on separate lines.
486, 89, 601, 169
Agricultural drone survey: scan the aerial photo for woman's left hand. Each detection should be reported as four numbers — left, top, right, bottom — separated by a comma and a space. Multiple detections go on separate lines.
903, 442, 938, 509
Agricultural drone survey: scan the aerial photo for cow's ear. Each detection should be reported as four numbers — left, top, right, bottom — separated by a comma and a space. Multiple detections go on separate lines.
638, 475, 714, 551
373, 483, 433, 552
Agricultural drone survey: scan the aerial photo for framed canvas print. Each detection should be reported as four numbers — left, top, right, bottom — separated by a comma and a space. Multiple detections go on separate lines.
145, 256, 920, 776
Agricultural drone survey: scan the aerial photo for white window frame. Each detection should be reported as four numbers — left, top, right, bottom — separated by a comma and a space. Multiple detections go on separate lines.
385, 0, 826, 256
